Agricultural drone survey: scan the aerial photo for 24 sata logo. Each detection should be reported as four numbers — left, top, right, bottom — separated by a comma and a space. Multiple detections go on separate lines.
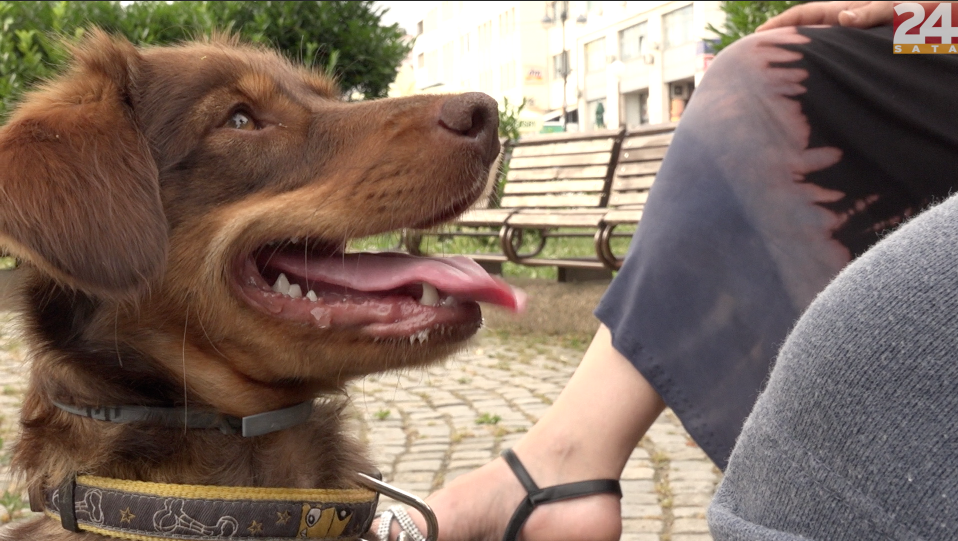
894, 2, 958, 53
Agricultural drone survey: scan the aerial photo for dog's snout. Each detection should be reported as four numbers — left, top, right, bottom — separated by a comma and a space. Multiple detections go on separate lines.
438, 92, 500, 163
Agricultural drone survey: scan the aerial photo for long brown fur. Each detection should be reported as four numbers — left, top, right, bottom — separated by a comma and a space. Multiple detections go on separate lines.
0, 29, 500, 540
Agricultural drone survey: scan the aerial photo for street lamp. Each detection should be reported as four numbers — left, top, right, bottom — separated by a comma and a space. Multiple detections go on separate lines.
541, 1, 583, 131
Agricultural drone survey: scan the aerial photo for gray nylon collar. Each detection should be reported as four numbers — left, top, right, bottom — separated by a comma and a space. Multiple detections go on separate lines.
52, 400, 313, 437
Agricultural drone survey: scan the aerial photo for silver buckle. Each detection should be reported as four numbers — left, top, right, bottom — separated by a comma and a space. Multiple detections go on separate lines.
356, 472, 438, 541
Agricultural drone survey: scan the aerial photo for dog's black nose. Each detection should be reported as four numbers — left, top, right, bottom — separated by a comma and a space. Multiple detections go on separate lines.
438, 92, 500, 164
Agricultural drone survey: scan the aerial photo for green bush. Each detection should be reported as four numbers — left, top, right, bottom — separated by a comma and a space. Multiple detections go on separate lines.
0, 1, 411, 120
707, 1, 805, 53
498, 96, 527, 142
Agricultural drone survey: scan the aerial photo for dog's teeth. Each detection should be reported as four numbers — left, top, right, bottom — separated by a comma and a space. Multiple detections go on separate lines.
288, 283, 303, 299
419, 283, 439, 306
407, 329, 430, 345
272, 273, 291, 295
306, 290, 318, 302
440, 296, 459, 308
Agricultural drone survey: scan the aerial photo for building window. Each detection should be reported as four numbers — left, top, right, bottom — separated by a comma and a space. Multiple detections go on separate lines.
552, 51, 568, 78
585, 37, 606, 73
424, 8, 438, 33
442, 42, 454, 83
663, 4, 694, 49
500, 60, 516, 90
478, 21, 493, 52
547, 1, 568, 22
426, 50, 438, 84
619, 22, 647, 62
416, 20, 423, 36
585, 1, 601, 14
417, 53, 425, 69
498, 8, 516, 37
624, 90, 649, 127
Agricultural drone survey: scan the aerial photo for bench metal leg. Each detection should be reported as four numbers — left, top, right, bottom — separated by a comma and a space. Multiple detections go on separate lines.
500, 225, 547, 263
596, 223, 626, 270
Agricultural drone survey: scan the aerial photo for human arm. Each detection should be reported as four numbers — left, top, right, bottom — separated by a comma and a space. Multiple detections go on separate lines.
756, 1, 894, 32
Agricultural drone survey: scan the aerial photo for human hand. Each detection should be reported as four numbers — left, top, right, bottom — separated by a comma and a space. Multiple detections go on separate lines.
756, 1, 894, 32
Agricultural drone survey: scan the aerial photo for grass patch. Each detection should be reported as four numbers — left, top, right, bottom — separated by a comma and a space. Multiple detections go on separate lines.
560, 335, 588, 351
450, 429, 474, 443
373, 409, 391, 421
0, 490, 25, 517
475, 412, 501, 425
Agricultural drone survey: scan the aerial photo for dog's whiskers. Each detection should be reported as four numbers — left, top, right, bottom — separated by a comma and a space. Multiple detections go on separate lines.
114, 306, 123, 368
182, 306, 190, 433
196, 311, 231, 363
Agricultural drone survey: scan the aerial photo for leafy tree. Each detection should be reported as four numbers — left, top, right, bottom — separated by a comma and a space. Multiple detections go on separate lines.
204, 1, 410, 99
707, 1, 805, 53
0, 1, 411, 119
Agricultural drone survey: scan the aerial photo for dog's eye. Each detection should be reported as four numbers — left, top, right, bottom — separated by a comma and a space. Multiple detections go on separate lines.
228, 111, 256, 130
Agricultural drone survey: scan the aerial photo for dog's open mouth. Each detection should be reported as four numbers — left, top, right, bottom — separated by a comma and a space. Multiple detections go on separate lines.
234, 241, 526, 341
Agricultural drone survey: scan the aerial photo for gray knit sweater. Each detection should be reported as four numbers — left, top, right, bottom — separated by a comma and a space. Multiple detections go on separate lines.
709, 193, 958, 540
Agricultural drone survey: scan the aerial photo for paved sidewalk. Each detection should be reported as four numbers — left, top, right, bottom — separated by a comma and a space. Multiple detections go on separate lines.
0, 312, 721, 540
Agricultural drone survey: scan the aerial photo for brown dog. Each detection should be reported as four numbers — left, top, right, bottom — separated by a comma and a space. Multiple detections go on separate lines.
0, 30, 521, 540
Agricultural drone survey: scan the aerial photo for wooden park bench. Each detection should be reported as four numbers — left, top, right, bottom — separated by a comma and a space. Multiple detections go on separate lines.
405, 123, 676, 280
405, 129, 623, 278
594, 123, 676, 269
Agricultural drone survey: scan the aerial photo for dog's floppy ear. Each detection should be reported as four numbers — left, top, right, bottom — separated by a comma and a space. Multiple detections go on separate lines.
0, 29, 166, 298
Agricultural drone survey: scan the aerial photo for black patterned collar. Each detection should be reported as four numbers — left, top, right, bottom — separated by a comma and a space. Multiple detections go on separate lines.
44, 473, 379, 540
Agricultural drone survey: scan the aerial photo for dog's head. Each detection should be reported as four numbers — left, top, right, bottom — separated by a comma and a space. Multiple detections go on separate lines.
0, 30, 522, 414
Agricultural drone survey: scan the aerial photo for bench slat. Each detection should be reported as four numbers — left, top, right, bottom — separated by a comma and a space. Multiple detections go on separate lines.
504, 179, 606, 195
510, 138, 618, 158
621, 132, 674, 149
507, 210, 607, 227
616, 161, 662, 176
612, 175, 656, 191
510, 152, 612, 169
619, 147, 668, 162
603, 208, 644, 224
608, 191, 650, 206
507, 165, 608, 181
501, 194, 603, 208
456, 209, 515, 226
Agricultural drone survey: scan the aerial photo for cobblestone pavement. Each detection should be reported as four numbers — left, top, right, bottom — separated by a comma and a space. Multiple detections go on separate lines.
0, 312, 721, 540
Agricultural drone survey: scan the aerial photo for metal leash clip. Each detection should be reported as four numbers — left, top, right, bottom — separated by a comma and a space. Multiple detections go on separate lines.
356, 472, 438, 541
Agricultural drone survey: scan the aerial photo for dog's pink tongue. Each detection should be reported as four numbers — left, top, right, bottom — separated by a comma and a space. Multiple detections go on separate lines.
272, 253, 526, 312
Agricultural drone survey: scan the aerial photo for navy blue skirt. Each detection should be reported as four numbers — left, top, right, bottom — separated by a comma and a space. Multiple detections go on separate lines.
596, 25, 958, 469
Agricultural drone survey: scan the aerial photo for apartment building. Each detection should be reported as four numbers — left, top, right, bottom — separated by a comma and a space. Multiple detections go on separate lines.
407, 1, 725, 134
570, 1, 725, 130
407, 1, 551, 133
